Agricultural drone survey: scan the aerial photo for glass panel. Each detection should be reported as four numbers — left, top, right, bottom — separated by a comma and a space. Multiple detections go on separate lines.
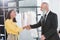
16, 8, 38, 40
37, 0, 42, 6
8, 2, 16, 10
37, 8, 42, 14
8, 2, 16, 7
0, 1, 3, 7
0, 8, 3, 15
8, 0, 15, 1
19, 0, 37, 6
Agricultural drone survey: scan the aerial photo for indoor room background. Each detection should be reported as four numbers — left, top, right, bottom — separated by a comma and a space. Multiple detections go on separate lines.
0, 0, 60, 40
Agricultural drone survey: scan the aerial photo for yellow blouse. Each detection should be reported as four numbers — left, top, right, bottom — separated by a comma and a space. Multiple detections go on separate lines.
5, 19, 23, 35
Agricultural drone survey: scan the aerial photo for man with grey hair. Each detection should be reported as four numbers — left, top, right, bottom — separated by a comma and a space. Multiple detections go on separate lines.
25, 2, 60, 40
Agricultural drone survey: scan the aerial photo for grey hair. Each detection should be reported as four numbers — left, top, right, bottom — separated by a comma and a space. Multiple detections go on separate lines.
42, 2, 49, 5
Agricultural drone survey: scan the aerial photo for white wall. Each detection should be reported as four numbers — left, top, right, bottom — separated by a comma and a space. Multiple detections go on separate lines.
49, 0, 60, 31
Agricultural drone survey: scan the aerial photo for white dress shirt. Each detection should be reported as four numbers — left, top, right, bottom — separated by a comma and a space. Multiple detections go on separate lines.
45, 10, 50, 20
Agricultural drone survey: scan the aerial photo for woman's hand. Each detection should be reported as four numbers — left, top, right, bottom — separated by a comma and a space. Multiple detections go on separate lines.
23, 27, 26, 29
23, 25, 31, 30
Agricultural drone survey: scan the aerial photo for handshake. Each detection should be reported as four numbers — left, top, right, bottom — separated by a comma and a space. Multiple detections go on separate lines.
23, 25, 31, 30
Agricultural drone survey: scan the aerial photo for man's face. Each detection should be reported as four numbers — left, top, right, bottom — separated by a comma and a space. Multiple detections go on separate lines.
40, 4, 47, 11
40, 3, 49, 15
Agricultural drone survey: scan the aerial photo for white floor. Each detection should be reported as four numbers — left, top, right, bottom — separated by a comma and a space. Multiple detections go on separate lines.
18, 30, 36, 40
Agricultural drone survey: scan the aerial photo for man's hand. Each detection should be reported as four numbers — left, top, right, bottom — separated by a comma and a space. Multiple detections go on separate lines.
41, 35, 46, 40
23, 25, 31, 30
26, 25, 31, 30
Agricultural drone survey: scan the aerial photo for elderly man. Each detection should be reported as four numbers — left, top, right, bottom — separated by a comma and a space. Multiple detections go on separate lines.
25, 2, 60, 40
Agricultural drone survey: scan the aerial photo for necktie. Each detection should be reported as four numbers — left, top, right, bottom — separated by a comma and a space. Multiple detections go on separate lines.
41, 14, 46, 26
44, 14, 46, 21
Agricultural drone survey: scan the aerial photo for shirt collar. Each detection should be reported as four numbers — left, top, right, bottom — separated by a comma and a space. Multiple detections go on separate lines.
46, 10, 50, 16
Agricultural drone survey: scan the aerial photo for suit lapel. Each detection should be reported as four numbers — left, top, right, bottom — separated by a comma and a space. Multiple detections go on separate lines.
45, 11, 51, 23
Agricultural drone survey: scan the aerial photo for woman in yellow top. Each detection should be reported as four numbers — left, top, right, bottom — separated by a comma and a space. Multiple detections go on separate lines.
5, 10, 25, 40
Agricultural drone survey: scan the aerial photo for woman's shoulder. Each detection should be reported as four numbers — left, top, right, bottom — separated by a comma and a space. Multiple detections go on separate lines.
5, 19, 11, 23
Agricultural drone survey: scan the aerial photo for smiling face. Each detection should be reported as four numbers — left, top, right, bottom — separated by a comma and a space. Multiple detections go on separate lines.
10, 10, 16, 19
40, 2, 49, 12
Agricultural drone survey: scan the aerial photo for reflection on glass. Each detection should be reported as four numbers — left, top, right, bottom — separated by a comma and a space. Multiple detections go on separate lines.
37, 0, 42, 6
8, 2, 16, 7
19, 0, 37, 6
17, 8, 40, 40
8, 2, 16, 10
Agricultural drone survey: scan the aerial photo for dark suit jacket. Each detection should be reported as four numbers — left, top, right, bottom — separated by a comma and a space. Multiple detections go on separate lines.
30, 11, 60, 40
